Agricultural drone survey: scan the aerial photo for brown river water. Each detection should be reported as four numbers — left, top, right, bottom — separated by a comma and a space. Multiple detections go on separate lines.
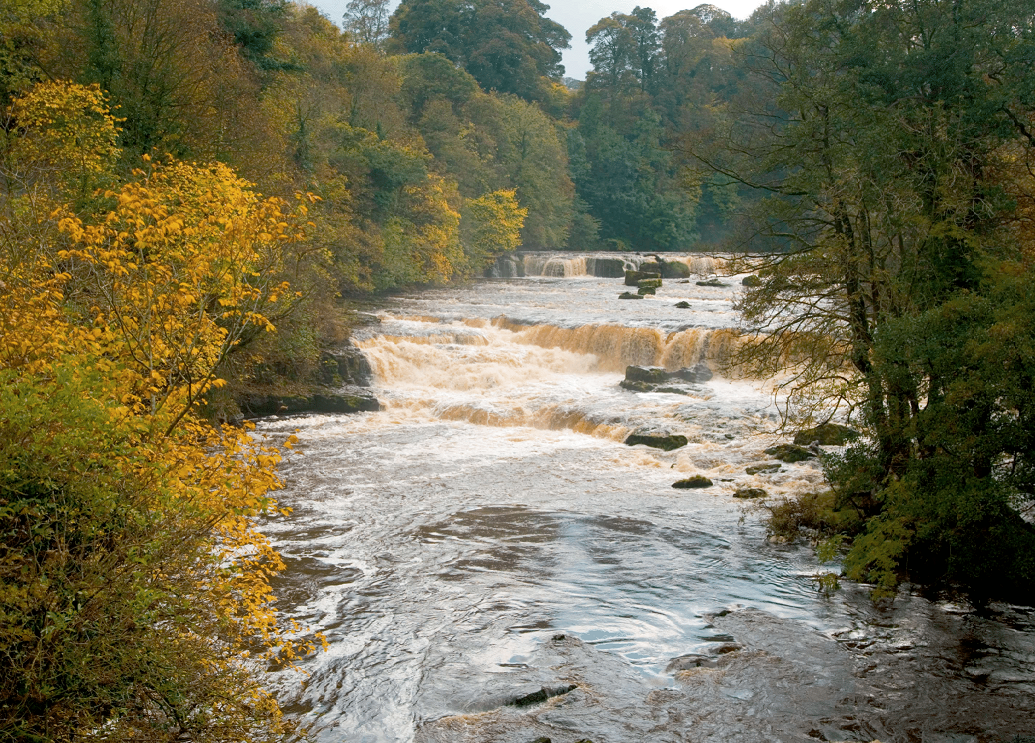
256, 253, 1035, 743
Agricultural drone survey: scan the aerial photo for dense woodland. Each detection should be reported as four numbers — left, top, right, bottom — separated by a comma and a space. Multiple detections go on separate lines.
2, 0, 1035, 739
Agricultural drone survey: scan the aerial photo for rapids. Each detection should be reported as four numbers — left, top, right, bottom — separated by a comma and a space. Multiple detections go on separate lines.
257, 255, 1035, 743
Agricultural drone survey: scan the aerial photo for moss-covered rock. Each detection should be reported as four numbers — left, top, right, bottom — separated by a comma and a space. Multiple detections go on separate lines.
674, 300, 691, 308
637, 285, 657, 295
793, 423, 860, 446
241, 390, 381, 417
764, 444, 816, 463
741, 274, 761, 287
745, 463, 781, 475
625, 269, 661, 286
696, 278, 728, 287
618, 291, 644, 299
673, 475, 713, 488
734, 487, 767, 499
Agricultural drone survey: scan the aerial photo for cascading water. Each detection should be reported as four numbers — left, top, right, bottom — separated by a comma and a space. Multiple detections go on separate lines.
258, 255, 1035, 743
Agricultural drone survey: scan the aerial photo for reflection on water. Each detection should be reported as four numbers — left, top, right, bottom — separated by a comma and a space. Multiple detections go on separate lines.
259, 260, 1035, 743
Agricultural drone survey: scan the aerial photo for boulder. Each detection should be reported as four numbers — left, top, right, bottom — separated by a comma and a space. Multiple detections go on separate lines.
763, 444, 816, 463
697, 278, 728, 287
637, 278, 662, 290
673, 475, 713, 488
587, 256, 627, 278
625, 269, 661, 286
638, 261, 663, 274
793, 423, 860, 446
625, 431, 689, 451
637, 285, 657, 295
625, 366, 671, 383
619, 379, 654, 392
618, 292, 644, 299
734, 487, 768, 499
674, 301, 691, 308
745, 463, 781, 475
660, 260, 692, 279
741, 274, 761, 287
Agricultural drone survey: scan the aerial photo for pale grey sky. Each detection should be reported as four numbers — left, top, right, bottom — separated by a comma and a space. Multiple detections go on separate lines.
308, 0, 767, 79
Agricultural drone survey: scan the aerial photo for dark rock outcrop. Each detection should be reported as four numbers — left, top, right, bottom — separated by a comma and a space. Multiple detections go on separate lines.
509, 684, 577, 708
625, 431, 689, 451
764, 444, 816, 463
674, 301, 691, 308
320, 343, 373, 387
697, 278, 728, 287
618, 291, 644, 299
673, 475, 713, 488
620, 363, 712, 393
793, 423, 859, 446
586, 257, 628, 278
241, 390, 381, 418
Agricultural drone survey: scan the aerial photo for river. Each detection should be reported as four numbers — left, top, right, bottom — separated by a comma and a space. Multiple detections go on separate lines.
257, 253, 1035, 743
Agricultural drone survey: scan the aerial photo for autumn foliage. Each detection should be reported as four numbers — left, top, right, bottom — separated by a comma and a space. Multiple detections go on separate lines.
0, 83, 319, 742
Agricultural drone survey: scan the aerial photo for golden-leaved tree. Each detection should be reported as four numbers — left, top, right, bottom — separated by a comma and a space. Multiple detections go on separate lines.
0, 81, 318, 743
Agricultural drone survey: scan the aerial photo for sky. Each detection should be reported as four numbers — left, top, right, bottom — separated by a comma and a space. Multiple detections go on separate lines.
308, 0, 768, 80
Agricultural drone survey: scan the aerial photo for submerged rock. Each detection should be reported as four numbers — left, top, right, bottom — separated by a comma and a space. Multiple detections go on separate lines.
510, 684, 577, 708
673, 475, 713, 488
792, 423, 859, 446
697, 278, 728, 287
625, 431, 689, 451
745, 463, 781, 475
734, 488, 767, 499
764, 444, 816, 463
618, 292, 644, 299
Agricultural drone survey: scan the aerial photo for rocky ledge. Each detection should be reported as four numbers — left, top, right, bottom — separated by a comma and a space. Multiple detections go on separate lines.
619, 364, 713, 394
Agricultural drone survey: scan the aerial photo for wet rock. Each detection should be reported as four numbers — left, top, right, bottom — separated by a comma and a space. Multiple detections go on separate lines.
666, 654, 721, 672
625, 366, 671, 384
637, 285, 657, 295
625, 431, 689, 451
673, 475, 713, 488
586, 257, 627, 278
734, 488, 767, 499
745, 463, 781, 475
638, 261, 663, 274
619, 379, 654, 391
320, 342, 373, 387
241, 389, 381, 418
661, 260, 692, 279
637, 278, 662, 290
672, 363, 713, 383
697, 278, 728, 287
741, 274, 761, 287
531, 737, 552, 743
618, 292, 644, 299
624, 269, 661, 286
674, 301, 691, 308
793, 423, 860, 446
510, 685, 577, 708
764, 444, 817, 463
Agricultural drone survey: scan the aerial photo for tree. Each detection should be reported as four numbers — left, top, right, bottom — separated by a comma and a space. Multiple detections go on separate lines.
343, 0, 390, 48
462, 188, 526, 267
389, 0, 571, 101
684, 0, 1035, 599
